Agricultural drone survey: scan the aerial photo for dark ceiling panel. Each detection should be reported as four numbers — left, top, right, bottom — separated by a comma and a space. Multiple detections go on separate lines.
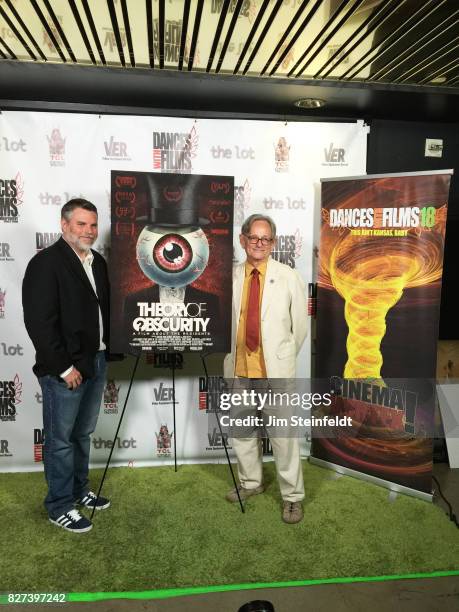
0, 0, 457, 120
0, 60, 458, 123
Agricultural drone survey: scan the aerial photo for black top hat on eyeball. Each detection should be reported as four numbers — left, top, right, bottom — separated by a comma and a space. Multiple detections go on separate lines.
138, 173, 209, 227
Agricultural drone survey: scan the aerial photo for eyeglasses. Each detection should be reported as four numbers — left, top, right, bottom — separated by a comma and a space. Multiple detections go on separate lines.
244, 235, 274, 246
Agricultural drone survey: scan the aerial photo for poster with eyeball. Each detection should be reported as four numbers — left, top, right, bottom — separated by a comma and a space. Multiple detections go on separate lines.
110, 170, 234, 355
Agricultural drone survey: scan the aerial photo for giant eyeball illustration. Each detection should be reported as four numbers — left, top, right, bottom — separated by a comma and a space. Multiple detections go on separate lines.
136, 225, 209, 287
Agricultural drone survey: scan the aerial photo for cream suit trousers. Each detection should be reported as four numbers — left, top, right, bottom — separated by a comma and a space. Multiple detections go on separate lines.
230, 378, 305, 502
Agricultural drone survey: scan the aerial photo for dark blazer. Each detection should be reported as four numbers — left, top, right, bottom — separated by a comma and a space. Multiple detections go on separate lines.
22, 237, 110, 379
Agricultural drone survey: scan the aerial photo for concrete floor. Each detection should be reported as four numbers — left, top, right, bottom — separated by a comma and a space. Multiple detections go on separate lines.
9, 463, 459, 612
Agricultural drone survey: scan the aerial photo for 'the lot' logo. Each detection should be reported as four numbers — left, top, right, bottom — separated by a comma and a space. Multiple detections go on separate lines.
153, 126, 198, 172
0, 440, 12, 458
103, 379, 120, 414
92, 437, 137, 449
263, 196, 305, 210
39, 191, 84, 206
1, 343, 23, 356
0, 374, 22, 422
47, 128, 66, 167
156, 424, 174, 456
0, 137, 27, 152
210, 144, 255, 160
0, 175, 23, 224
34, 428, 44, 462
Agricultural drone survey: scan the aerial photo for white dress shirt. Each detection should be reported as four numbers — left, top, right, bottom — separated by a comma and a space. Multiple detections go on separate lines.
60, 246, 105, 378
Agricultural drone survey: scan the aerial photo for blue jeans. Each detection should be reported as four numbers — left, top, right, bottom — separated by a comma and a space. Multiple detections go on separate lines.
39, 352, 107, 518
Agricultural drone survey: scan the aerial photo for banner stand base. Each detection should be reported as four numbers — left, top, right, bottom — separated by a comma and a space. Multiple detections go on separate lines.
308, 456, 433, 503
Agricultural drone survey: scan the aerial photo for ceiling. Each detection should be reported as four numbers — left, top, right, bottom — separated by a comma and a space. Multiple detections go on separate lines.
0, 0, 458, 121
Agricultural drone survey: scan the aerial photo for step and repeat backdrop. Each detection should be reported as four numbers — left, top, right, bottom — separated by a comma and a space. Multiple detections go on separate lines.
0, 111, 368, 471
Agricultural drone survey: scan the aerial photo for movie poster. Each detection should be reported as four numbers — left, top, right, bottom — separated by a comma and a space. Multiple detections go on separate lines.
313, 171, 452, 495
110, 171, 234, 354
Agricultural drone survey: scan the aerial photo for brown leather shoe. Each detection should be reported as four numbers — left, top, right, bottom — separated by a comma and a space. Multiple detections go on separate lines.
226, 484, 265, 503
282, 501, 304, 524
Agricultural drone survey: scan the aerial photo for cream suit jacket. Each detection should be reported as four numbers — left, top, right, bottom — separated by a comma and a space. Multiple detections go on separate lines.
223, 257, 308, 378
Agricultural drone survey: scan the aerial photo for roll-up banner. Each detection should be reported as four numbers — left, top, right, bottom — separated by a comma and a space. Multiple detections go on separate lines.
312, 170, 453, 499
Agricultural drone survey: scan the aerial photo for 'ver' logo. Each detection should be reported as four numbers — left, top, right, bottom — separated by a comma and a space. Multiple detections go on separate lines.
324, 143, 345, 163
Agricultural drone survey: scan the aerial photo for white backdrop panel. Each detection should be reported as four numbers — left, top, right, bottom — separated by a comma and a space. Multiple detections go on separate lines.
0, 111, 367, 471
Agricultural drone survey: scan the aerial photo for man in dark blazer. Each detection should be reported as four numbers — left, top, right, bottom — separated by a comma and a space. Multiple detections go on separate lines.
22, 198, 111, 533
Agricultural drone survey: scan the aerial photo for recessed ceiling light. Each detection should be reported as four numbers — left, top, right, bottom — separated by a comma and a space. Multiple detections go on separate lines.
430, 76, 447, 84
294, 98, 326, 109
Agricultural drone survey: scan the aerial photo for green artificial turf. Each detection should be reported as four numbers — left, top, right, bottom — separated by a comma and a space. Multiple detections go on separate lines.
1, 462, 459, 593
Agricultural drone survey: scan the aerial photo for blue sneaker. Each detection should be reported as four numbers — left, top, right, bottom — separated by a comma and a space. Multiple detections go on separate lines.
49, 509, 93, 533
76, 491, 111, 511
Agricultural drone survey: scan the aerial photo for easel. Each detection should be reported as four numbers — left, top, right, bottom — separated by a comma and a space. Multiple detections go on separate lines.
91, 350, 244, 519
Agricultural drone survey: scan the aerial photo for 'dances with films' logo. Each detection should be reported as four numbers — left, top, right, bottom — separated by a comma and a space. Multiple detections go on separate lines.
33, 428, 44, 462
0, 174, 24, 224
155, 424, 174, 457
47, 128, 66, 167
271, 229, 303, 269
152, 126, 198, 172
0, 374, 22, 422
103, 379, 120, 414
198, 376, 227, 412
36, 232, 61, 252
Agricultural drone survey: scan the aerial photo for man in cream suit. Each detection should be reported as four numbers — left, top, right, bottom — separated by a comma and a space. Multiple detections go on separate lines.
223, 213, 308, 523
